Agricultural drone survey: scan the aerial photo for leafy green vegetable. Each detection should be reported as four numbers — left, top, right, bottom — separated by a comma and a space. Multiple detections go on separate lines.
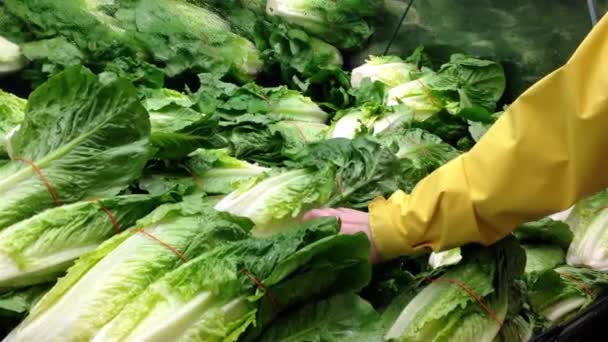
514, 218, 573, 250
215, 131, 457, 234
385, 237, 526, 342
266, 0, 382, 50
122, 0, 262, 81
526, 266, 608, 324
388, 55, 506, 123
215, 169, 334, 235
523, 245, 565, 275
0, 284, 50, 318
351, 55, 420, 89
187, 148, 269, 195
89, 218, 371, 341
6, 196, 253, 341
0, 89, 25, 158
0, 36, 26, 74
4, 0, 138, 81
328, 105, 384, 139
259, 293, 384, 342
0, 66, 152, 230
429, 248, 462, 269
566, 190, 608, 270
0, 194, 174, 289
146, 75, 329, 160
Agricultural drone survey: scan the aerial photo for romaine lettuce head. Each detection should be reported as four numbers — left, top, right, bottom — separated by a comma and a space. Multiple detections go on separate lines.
0, 194, 172, 289
566, 190, 608, 270
0, 66, 152, 230
526, 265, 608, 324
214, 169, 335, 235
126, 0, 263, 81
0, 36, 26, 74
0, 89, 25, 158
266, 0, 383, 50
91, 217, 371, 342
351, 55, 419, 89
5, 196, 253, 342
328, 106, 380, 139
387, 72, 444, 119
187, 148, 269, 195
385, 237, 525, 342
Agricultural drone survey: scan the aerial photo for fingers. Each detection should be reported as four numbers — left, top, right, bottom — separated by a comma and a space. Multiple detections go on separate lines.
301, 208, 342, 221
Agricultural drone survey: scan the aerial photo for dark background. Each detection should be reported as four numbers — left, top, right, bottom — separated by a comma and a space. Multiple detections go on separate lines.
355, 0, 606, 102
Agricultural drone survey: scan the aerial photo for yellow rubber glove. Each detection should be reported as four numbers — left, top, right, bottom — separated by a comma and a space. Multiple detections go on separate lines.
369, 15, 608, 260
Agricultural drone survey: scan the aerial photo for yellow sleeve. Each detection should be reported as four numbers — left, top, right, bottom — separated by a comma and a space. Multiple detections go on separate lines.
369, 15, 608, 260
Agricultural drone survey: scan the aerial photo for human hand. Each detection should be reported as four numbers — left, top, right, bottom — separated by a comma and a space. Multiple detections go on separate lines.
302, 208, 381, 264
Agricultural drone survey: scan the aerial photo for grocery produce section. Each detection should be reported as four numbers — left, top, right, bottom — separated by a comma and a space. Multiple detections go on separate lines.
0, 1, 606, 341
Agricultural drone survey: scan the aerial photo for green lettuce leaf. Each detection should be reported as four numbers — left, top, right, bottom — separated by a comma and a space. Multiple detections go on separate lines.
0, 66, 152, 230
523, 245, 565, 275
514, 218, 573, 250
0, 283, 50, 318
0, 89, 25, 158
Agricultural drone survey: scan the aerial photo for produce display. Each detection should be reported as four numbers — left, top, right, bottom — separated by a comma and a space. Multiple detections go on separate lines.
0, 1, 605, 341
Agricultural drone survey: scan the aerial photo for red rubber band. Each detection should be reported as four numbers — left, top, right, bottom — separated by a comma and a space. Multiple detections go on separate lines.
15, 157, 61, 206
134, 228, 189, 263
241, 268, 278, 317
558, 272, 595, 297
427, 277, 503, 329
100, 205, 121, 234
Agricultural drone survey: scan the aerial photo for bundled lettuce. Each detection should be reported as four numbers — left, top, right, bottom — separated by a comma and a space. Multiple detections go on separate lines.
0, 194, 174, 289
259, 293, 384, 342
384, 237, 525, 342
265, 0, 383, 50
526, 266, 608, 324
118, 0, 262, 81
566, 190, 608, 270
90, 217, 371, 341
0, 66, 152, 230
198, 0, 347, 100
5, 196, 253, 342
4, 0, 262, 84
216, 133, 458, 234
0, 90, 25, 158
2, 0, 141, 84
